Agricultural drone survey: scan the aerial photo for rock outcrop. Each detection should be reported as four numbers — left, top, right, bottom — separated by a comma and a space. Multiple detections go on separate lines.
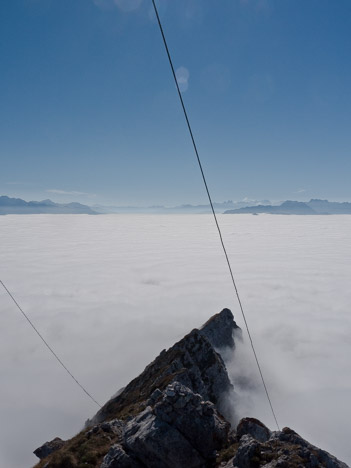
88, 309, 238, 427
33, 309, 349, 468
220, 422, 349, 468
118, 382, 230, 468
33, 437, 65, 460
199, 307, 240, 349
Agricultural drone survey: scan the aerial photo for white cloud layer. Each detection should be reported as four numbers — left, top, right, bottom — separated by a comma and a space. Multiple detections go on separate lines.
46, 189, 95, 197
0, 214, 350, 467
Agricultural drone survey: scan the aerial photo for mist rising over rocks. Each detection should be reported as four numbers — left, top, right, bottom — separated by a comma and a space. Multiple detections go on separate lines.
33, 309, 348, 468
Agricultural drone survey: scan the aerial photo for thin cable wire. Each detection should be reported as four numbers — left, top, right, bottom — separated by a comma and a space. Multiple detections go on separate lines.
0, 279, 102, 409
151, 0, 280, 431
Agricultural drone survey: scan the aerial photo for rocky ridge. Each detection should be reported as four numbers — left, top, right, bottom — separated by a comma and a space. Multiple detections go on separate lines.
34, 309, 349, 468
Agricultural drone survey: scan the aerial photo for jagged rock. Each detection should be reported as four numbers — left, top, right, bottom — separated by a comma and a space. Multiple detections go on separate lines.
124, 405, 205, 468
221, 423, 349, 468
236, 417, 271, 443
101, 444, 143, 468
33, 437, 65, 460
232, 434, 260, 468
33, 308, 349, 468
122, 382, 230, 468
90, 319, 234, 426
167, 329, 233, 408
147, 388, 163, 406
200, 308, 240, 349
270, 427, 349, 468
87, 419, 124, 438
154, 382, 230, 458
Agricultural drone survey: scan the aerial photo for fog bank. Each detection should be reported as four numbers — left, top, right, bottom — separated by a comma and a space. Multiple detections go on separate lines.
0, 214, 350, 466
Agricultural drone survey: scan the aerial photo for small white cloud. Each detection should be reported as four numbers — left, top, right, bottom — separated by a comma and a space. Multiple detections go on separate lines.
176, 66, 190, 93
46, 189, 95, 197
296, 188, 306, 194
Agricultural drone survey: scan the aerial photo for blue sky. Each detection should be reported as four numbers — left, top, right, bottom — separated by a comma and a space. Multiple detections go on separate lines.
1, 0, 350, 206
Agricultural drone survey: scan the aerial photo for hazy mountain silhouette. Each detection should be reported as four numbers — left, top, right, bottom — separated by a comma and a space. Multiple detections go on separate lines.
0, 196, 97, 214
92, 200, 272, 214
224, 199, 351, 215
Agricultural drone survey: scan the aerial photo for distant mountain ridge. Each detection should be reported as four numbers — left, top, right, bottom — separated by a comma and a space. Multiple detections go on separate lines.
0, 196, 97, 214
224, 199, 351, 215
3, 196, 351, 215
92, 199, 272, 214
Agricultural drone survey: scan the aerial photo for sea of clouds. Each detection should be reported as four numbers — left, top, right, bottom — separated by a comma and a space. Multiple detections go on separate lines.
0, 214, 350, 467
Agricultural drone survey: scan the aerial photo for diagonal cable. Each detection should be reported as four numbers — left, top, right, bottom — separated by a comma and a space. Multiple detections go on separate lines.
151, 0, 280, 430
0, 279, 102, 409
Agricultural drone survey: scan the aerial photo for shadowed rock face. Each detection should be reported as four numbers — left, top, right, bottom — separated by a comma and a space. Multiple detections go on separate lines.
33, 309, 349, 468
236, 418, 271, 443
199, 308, 240, 350
88, 309, 238, 427
221, 424, 349, 468
119, 382, 230, 468
33, 438, 65, 460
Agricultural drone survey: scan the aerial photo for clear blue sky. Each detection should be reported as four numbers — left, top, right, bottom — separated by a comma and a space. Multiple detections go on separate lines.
1, 0, 350, 206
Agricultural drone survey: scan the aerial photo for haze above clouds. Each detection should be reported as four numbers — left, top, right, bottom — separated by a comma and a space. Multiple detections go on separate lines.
0, 214, 350, 467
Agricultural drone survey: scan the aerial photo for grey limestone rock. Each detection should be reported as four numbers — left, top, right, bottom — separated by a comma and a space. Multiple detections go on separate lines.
91, 322, 235, 426
87, 418, 124, 438
236, 417, 271, 443
232, 434, 260, 468
270, 427, 350, 468
222, 423, 349, 468
200, 308, 240, 350
153, 382, 230, 459
123, 382, 230, 468
100, 444, 143, 468
124, 406, 204, 468
33, 437, 65, 460
167, 328, 233, 407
